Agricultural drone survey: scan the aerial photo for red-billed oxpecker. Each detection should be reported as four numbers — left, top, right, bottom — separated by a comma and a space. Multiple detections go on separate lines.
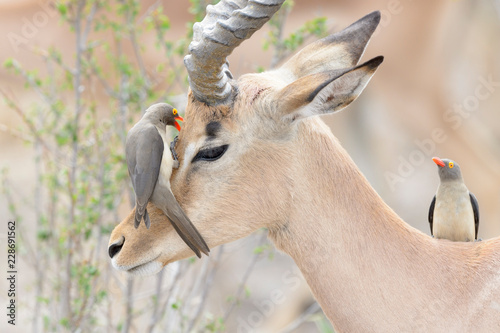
124, 103, 209, 257
428, 157, 479, 242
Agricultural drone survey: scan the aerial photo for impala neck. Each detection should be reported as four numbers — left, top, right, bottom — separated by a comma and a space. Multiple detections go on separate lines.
269, 118, 429, 331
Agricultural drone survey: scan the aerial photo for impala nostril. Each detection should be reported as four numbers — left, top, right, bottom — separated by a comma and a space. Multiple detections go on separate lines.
108, 236, 124, 259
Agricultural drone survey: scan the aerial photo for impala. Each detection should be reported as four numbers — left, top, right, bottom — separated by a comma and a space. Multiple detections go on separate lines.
108, 1, 500, 331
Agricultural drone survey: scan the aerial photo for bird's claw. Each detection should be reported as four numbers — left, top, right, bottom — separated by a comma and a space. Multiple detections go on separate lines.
170, 136, 180, 169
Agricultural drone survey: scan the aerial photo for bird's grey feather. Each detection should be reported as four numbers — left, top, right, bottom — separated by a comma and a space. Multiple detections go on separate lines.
168, 217, 201, 258
470, 192, 480, 240
126, 125, 164, 228
152, 188, 210, 256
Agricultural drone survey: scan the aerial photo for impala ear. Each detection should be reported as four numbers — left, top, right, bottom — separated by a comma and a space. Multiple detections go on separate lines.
277, 56, 383, 122
280, 11, 381, 80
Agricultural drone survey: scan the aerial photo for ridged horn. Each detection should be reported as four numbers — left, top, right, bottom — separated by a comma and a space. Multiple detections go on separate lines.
184, 0, 285, 105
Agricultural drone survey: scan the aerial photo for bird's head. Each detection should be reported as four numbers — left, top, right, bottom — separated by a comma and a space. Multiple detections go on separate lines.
432, 157, 463, 181
144, 103, 184, 132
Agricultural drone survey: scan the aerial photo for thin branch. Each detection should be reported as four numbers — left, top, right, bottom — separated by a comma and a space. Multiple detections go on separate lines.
7, 60, 54, 106
31, 78, 47, 333
82, 1, 99, 47
0, 90, 55, 160
223, 232, 267, 321
269, 3, 291, 69
89, 62, 119, 98
145, 269, 165, 333
159, 262, 187, 332
186, 246, 225, 332
153, 23, 186, 93
127, 10, 149, 111
62, 0, 87, 326
27, 45, 75, 76
137, 0, 161, 24
122, 276, 135, 333
278, 302, 321, 333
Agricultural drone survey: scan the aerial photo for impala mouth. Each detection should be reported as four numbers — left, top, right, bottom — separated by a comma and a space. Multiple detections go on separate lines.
127, 260, 163, 276
112, 254, 163, 277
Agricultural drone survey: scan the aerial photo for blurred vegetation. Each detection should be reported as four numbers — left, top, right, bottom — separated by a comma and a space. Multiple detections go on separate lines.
1, 0, 333, 331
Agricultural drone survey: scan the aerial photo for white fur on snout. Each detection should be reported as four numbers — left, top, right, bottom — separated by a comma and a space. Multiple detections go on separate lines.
111, 249, 162, 277
111, 256, 163, 277
127, 261, 163, 277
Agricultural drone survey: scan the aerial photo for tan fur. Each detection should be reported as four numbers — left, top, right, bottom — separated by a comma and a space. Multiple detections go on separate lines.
109, 21, 500, 331
109, 89, 500, 330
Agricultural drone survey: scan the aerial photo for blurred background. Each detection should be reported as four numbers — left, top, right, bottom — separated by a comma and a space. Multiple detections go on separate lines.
0, 0, 499, 332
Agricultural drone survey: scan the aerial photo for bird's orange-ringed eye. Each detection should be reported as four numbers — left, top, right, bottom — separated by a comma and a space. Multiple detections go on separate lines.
173, 108, 178, 116
449, 162, 454, 168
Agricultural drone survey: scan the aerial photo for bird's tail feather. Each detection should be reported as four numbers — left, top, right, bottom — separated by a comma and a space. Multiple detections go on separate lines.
134, 211, 142, 229
167, 205, 210, 256
144, 209, 151, 229
155, 190, 210, 256
169, 218, 201, 258
134, 204, 147, 229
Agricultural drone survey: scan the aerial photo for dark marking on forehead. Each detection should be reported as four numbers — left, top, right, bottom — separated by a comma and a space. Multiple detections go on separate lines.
251, 87, 270, 105
205, 121, 221, 138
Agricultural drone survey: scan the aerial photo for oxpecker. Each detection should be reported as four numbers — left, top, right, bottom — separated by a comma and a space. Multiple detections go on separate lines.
428, 157, 479, 242
126, 103, 210, 257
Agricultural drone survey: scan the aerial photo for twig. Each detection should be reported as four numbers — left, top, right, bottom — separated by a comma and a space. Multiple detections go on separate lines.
269, 3, 291, 69
89, 62, 119, 98
278, 302, 321, 333
0, 90, 52, 153
223, 232, 268, 321
186, 246, 225, 332
137, 0, 161, 24
28, 45, 75, 76
161, 261, 188, 332
31, 90, 46, 333
0, 91, 72, 169
82, 1, 99, 48
153, 23, 186, 93
122, 276, 135, 333
62, 0, 87, 326
127, 9, 149, 111
145, 269, 165, 333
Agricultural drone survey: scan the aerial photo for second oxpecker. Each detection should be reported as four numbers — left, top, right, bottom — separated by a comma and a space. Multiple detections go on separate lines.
428, 157, 479, 242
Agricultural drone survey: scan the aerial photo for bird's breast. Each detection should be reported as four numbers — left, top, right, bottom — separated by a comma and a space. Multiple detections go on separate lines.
433, 183, 474, 241
158, 148, 174, 188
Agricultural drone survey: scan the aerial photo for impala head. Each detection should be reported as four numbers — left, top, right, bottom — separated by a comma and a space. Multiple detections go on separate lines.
109, 0, 384, 276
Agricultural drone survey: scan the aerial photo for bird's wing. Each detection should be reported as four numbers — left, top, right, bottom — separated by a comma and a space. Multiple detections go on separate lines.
162, 189, 210, 256
126, 126, 164, 228
469, 192, 479, 240
428, 195, 436, 236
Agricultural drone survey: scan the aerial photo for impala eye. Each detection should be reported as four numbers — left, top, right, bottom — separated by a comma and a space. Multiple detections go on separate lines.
193, 145, 228, 162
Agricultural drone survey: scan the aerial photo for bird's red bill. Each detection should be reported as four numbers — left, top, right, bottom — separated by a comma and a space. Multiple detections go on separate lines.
432, 157, 445, 167
174, 116, 183, 131
174, 121, 182, 131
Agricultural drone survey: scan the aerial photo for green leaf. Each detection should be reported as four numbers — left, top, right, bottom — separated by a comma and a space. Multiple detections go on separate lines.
56, 3, 68, 16
3, 58, 14, 68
